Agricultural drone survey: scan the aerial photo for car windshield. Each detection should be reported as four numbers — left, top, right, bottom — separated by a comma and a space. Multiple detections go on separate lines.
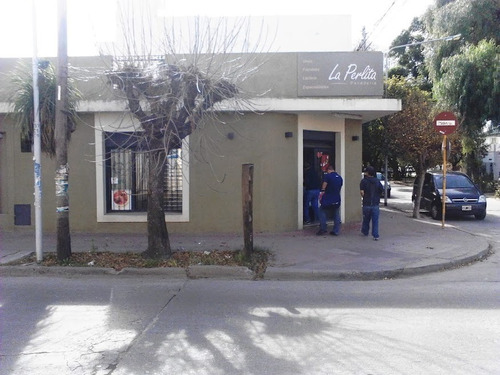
434, 174, 475, 189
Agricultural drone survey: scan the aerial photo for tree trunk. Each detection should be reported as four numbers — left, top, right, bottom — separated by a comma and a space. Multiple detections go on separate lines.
142, 150, 172, 259
55, 0, 71, 261
412, 170, 425, 219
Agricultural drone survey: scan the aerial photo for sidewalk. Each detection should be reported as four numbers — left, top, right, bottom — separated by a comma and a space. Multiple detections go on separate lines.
0, 207, 491, 280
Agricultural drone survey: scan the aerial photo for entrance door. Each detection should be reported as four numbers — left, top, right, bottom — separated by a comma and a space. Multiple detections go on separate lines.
303, 130, 336, 176
303, 131, 335, 222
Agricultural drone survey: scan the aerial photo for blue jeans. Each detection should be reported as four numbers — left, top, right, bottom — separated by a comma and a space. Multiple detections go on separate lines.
304, 189, 320, 222
319, 204, 341, 234
362, 205, 380, 239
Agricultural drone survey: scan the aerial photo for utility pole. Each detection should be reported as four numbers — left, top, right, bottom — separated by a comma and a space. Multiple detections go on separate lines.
55, 0, 71, 260
32, 0, 43, 262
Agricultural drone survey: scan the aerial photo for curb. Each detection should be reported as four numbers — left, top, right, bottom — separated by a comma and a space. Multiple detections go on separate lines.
262, 245, 493, 281
0, 264, 255, 280
0, 245, 491, 281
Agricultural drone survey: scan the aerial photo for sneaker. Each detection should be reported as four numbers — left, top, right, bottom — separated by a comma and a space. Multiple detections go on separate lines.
316, 230, 327, 236
304, 220, 312, 225
329, 231, 338, 236
373, 237, 379, 241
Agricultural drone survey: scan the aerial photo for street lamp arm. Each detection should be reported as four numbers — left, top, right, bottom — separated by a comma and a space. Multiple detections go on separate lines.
387, 33, 462, 54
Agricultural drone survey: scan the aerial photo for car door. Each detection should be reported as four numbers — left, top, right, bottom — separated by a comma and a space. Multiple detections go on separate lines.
420, 173, 435, 210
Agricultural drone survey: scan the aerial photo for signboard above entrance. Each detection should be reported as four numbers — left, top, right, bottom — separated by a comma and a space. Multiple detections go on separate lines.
298, 52, 384, 97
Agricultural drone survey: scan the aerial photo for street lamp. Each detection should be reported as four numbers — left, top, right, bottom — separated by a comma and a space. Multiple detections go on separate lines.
381, 33, 462, 206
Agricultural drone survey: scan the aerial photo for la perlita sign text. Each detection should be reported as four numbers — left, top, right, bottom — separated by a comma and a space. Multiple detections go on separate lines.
298, 52, 383, 97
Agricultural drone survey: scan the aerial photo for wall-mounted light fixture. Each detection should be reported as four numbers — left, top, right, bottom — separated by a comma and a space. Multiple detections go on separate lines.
285, 132, 293, 138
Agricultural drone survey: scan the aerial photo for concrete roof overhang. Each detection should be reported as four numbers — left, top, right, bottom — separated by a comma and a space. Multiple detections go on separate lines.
217, 97, 402, 124
1, 97, 401, 124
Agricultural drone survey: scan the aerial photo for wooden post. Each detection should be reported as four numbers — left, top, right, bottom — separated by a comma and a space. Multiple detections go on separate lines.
242, 164, 254, 259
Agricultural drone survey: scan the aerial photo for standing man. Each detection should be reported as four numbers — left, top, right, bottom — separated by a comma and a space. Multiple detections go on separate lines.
303, 162, 321, 224
360, 166, 384, 240
317, 165, 343, 236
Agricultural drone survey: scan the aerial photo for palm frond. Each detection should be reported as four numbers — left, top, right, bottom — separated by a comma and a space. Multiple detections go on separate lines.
8, 61, 81, 157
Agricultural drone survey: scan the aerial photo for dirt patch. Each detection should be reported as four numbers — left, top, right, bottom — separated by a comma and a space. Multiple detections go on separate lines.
5, 249, 269, 276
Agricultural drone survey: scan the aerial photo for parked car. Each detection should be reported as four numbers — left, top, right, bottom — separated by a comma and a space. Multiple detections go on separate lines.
377, 172, 391, 198
361, 172, 391, 198
412, 171, 487, 220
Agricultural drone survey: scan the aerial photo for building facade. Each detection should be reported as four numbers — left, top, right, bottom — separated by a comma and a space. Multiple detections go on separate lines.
483, 130, 500, 180
0, 52, 400, 234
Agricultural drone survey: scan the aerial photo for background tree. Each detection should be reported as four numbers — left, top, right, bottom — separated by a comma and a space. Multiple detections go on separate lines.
385, 77, 442, 217
361, 119, 386, 170
423, 0, 499, 179
104, 10, 265, 259
433, 40, 499, 179
424, 0, 499, 81
388, 18, 432, 92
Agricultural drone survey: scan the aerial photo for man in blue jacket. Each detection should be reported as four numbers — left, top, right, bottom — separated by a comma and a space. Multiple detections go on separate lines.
317, 165, 343, 236
360, 166, 384, 240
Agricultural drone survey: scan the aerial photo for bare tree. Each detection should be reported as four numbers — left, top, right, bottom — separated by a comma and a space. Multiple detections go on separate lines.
104, 5, 269, 258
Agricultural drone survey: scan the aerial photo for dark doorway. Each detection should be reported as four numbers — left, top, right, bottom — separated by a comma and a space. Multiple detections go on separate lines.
303, 130, 336, 223
303, 130, 336, 175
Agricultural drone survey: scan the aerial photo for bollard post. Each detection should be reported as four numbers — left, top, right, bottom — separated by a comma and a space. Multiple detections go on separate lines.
242, 164, 254, 259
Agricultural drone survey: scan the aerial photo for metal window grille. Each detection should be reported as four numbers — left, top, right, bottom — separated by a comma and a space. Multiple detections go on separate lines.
105, 132, 182, 213
164, 149, 183, 212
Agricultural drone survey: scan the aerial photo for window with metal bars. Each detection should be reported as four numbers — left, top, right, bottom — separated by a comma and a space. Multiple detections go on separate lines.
104, 132, 183, 213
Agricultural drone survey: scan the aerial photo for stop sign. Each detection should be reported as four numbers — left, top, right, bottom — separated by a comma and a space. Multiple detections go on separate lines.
434, 112, 458, 135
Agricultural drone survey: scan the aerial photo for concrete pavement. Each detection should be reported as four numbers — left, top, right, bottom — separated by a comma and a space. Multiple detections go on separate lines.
0, 205, 492, 280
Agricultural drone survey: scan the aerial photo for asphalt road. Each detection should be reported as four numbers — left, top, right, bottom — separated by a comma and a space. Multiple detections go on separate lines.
1, 263, 499, 375
1, 183, 499, 375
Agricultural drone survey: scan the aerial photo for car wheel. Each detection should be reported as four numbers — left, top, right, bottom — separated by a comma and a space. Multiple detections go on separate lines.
475, 211, 486, 220
387, 191, 391, 198
430, 204, 442, 220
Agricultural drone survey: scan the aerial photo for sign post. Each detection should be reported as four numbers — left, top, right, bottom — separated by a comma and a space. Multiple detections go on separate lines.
433, 112, 458, 228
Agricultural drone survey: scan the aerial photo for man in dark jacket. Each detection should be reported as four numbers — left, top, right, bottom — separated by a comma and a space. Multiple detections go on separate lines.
360, 166, 383, 240
317, 165, 343, 236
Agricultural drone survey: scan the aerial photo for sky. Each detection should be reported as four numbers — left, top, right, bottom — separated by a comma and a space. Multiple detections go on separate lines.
0, 0, 436, 58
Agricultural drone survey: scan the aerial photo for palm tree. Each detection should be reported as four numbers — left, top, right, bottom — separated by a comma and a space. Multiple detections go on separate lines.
10, 60, 80, 260
10, 61, 79, 157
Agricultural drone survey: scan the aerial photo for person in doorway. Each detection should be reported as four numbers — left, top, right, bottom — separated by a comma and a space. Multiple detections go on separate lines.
360, 166, 384, 240
317, 165, 343, 236
303, 162, 321, 224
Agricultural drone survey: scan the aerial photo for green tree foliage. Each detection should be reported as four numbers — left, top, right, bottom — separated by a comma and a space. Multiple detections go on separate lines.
422, 0, 499, 178
424, 0, 499, 81
9, 61, 80, 157
435, 40, 499, 130
434, 40, 499, 178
